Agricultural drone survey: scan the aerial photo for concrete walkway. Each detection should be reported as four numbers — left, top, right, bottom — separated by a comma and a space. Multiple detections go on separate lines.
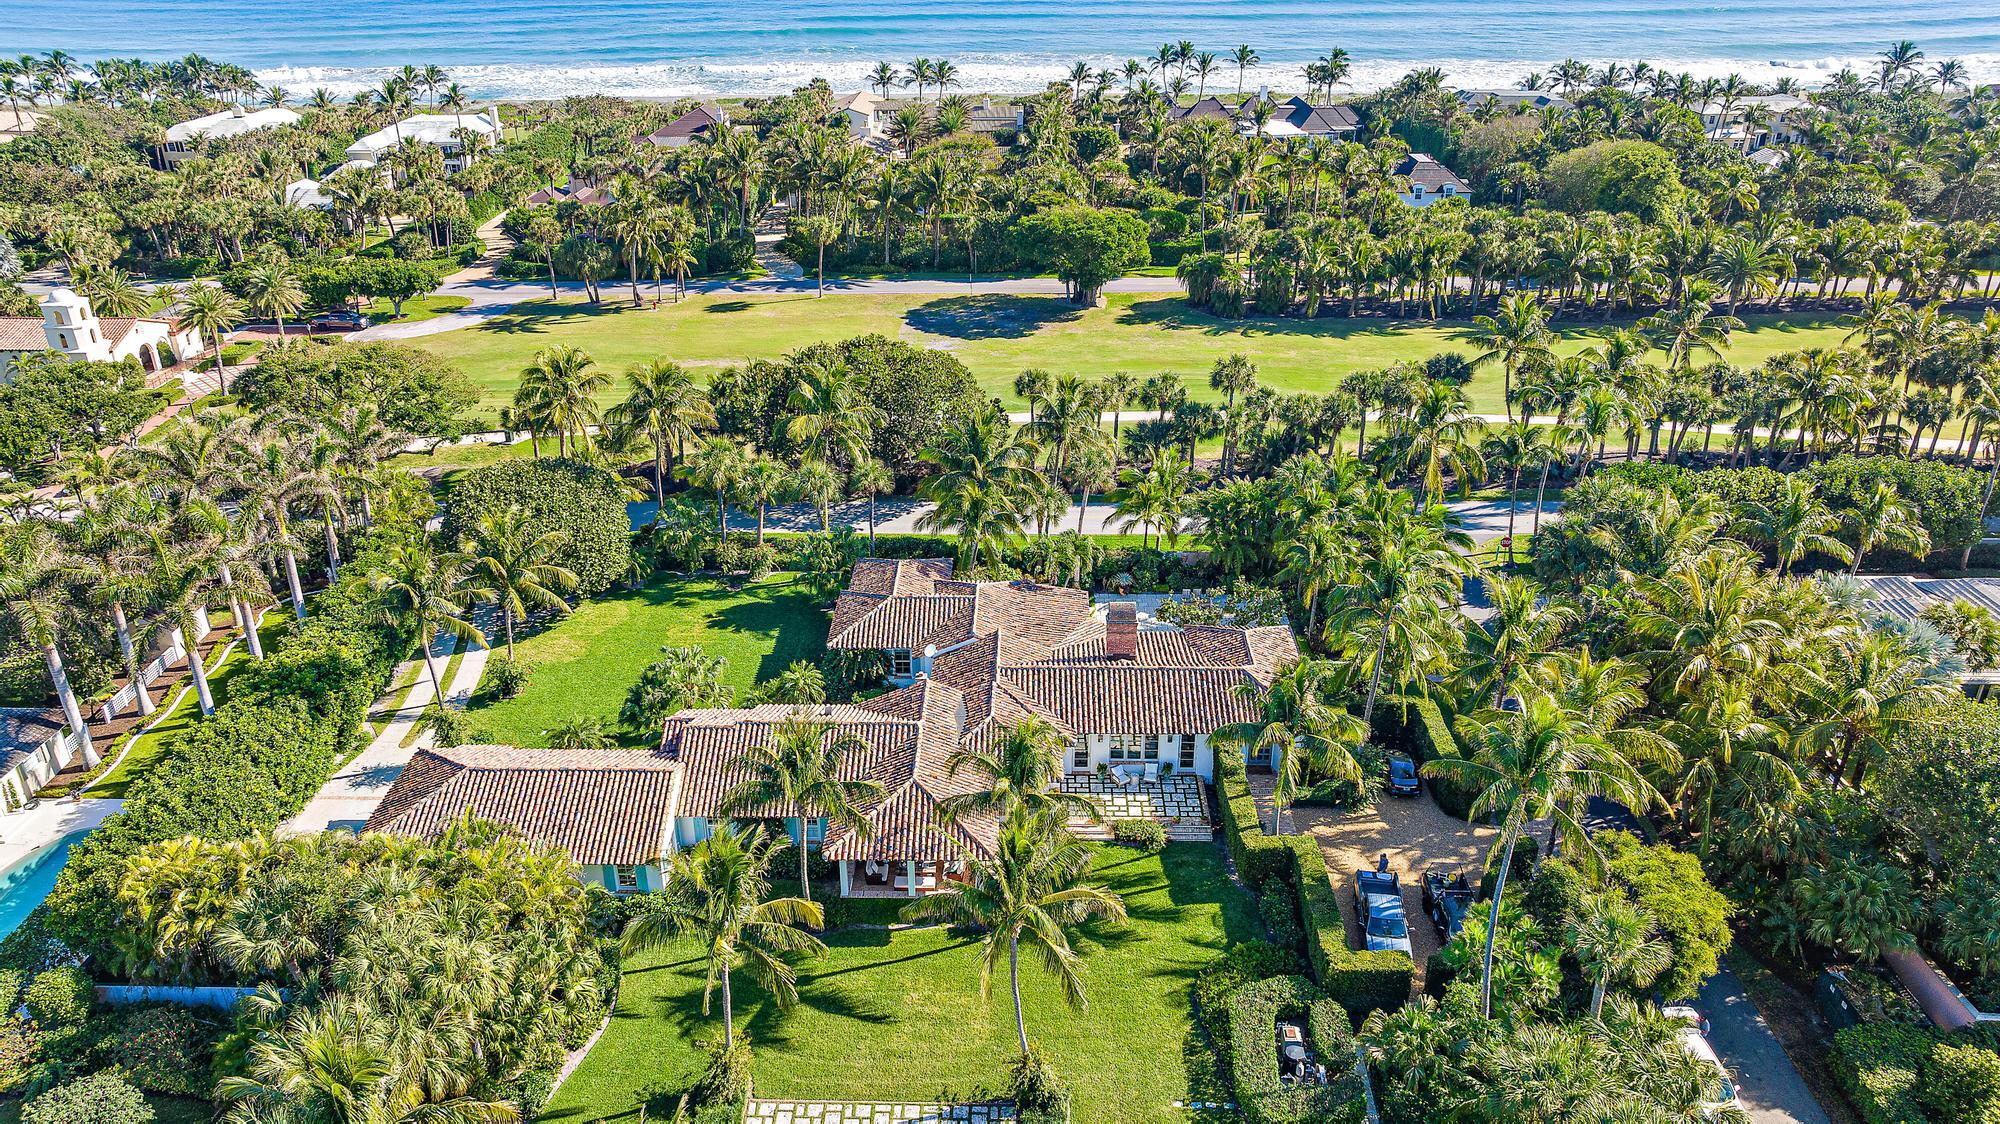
281, 623, 493, 835
0, 796, 121, 873
1699, 968, 1833, 1124
744, 1101, 1014, 1124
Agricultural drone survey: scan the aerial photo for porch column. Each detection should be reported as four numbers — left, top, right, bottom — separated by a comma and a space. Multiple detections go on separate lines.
906, 861, 918, 897
838, 861, 851, 897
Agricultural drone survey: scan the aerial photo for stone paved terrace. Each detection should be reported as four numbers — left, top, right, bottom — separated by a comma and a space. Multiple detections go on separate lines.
1059, 773, 1211, 839
743, 1100, 1015, 1123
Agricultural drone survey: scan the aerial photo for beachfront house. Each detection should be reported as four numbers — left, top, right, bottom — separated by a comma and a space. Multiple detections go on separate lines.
365, 558, 1297, 897
1698, 93, 1810, 153
837, 91, 886, 139
1395, 153, 1468, 206
345, 108, 502, 175
156, 105, 300, 167
0, 289, 202, 380
967, 99, 1026, 136
639, 104, 727, 149
1235, 92, 1360, 141
1455, 88, 1572, 113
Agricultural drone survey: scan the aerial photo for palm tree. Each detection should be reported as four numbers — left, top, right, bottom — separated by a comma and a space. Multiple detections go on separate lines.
1216, 659, 1367, 834
232, 433, 315, 621
1566, 892, 1672, 1018
1482, 419, 1554, 563
1735, 476, 1851, 576
238, 260, 305, 337
1423, 696, 1658, 1017
869, 61, 903, 99
1209, 354, 1258, 474
1328, 494, 1476, 725
64, 492, 159, 718
1842, 479, 1929, 574
903, 813, 1126, 1057
175, 282, 245, 389
368, 541, 487, 710
140, 528, 228, 716
786, 355, 882, 469
721, 716, 885, 903
517, 345, 607, 458
0, 523, 97, 766
849, 459, 894, 554
461, 507, 577, 658
940, 716, 1100, 826
620, 828, 825, 1049
1465, 293, 1553, 423
916, 410, 1038, 571
78, 266, 151, 318
1232, 45, 1260, 96
682, 437, 749, 534
606, 359, 713, 511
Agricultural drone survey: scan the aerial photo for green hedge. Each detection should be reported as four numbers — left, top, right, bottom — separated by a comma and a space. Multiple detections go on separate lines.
1379, 696, 1480, 821
442, 458, 632, 596
1832, 1024, 2000, 1124
1217, 757, 1412, 1015
1224, 975, 1365, 1124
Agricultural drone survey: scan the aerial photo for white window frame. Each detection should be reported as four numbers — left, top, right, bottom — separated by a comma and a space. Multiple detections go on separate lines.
613, 864, 640, 893
1108, 734, 1159, 763
887, 649, 913, 678
1070, 738, 1089, 771
1179, 736, 1197, 770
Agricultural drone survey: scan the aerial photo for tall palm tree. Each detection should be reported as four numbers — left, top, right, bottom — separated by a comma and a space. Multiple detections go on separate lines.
903, 813, 1126, 1057
849, 459, 894, 554
238, 259, 305, 338
232, 432, 315, 621
1328, 493, 1477, 724
786, 355, 882, 469
176, 282, 246, 389
682, 437, 749, 534
0, 523, 97, 765
916, 410, 1038, 571
1232, 45, 1260, 96
517, 345, 607, 458
1565, 892, 1672, 1018
461, 507, 577, 658
605, 359, 713, 511
140, 527, 228, 716
721, 716, 885, 903
64, 490, 159, 718
1423, 696, 1658, 1017
1465, 293, 1554, 423
620, 828, 825, 1049
367, 541, 486, 710
1216, 659, 1367, 833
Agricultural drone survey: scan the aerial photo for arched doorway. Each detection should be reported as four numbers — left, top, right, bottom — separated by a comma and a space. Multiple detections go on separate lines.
136, 344, 157, 372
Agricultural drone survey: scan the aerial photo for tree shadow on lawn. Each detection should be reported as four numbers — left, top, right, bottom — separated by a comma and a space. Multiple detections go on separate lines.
478, 298, 632, 334
905, 295, 1084, 340
713, 591, 830, 681
1118, 297, 1461, 341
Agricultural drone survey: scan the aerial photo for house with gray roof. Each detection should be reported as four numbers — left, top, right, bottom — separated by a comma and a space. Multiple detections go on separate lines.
0, 707, 76, 810
367, 558, 1297, 898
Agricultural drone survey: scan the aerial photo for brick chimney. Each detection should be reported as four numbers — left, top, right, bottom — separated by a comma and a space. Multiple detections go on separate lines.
1105, 602, 1138, 661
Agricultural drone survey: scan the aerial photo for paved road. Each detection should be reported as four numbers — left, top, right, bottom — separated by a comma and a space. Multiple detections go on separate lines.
626, 495, 1557, 544
1699, 968, 1833, 1124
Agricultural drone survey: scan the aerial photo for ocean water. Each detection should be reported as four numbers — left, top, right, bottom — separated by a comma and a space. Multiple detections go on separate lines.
11, 0, 2000, 100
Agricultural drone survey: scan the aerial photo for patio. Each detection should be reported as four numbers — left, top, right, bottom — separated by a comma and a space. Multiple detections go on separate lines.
1060, 774, 1212, 840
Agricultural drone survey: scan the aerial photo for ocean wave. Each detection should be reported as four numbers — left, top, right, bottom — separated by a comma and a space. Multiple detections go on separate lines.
255, 51, 2000, 102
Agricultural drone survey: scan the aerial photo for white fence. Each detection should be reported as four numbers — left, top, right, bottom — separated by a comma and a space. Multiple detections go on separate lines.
95, 607, 208, 723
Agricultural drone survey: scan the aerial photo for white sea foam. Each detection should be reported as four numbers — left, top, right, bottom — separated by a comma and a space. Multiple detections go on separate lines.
256, 51, 2000, 103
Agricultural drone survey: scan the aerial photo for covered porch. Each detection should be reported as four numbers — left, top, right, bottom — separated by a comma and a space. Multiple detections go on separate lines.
839, 858, 971, 898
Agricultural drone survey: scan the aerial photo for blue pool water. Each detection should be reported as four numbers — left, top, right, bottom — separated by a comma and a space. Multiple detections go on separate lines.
0, 830, 91, 939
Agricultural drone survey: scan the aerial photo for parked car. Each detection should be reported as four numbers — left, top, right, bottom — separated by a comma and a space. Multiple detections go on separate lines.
1673, 1022, 1741, 1119
1354, 868, 1412, 955
1386, 753, 1422, 797
308, 309, 366, 332
1420, 867, 1475, 940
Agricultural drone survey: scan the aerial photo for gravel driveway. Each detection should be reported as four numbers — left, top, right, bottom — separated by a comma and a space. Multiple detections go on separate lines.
1253, 776, 1510, 989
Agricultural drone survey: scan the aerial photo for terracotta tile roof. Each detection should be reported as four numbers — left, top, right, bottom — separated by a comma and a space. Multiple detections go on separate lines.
0, 319, 46, 350
999, 666, 1268, 735
365, 745, 676, 864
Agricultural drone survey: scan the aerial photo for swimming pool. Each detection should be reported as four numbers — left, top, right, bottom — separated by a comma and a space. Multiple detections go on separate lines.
0, 829, 91, 938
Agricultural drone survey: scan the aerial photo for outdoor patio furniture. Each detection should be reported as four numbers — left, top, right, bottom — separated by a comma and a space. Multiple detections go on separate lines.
1141, 761, 1159, 782
1283, 1044, 1307, 1064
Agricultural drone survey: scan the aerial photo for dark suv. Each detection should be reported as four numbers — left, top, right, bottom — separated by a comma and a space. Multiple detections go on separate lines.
1421, 867, 1475, 940
308, 309, 367, 332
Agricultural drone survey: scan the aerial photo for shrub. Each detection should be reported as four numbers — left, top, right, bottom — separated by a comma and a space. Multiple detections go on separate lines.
22, 1069, 152, 1124
1112, 818, 1167, 854
0, 967, 27, 1012
0, 1015, 40, 1093
1223, 975, 1365, 1124
1259, 890, 1303, 952
1833, 1023, 1933, 1124
22, 969, 90, 1032
1926, 1041, 2000, 1123
1011, 1047, 1073, 1124
1807, 454, 1984, 564
484, 654, 531, 699
1593, 832, 1731, 999
101, 1004, 220, 1096
1193, 940, 1305, 1039
442, 458, 632, 595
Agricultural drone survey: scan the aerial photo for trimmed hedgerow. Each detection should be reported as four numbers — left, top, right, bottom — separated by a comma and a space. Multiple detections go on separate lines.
1217, 757, 1413, 1015
1378, 695, 1480, 821
443, 457, 632, 596
1223, 975, 1365, 1124
1832, 1024, 1937, 1124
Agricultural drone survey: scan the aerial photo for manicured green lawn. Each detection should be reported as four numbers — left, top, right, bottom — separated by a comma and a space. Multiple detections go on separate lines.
86, 616, 289, 800
415, 291, 1858, 424
365, 294, 472, 324
540, 844, 1252, 1123
465, 573, 827, 747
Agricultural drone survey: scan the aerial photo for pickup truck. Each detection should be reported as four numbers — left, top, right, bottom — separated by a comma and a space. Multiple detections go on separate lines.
1354, 869, 1413, 955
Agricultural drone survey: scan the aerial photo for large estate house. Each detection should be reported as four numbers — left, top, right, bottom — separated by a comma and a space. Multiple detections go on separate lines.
366, 559, 1296, 897
345, 109, 502, 175
156, 105, 301, 167
0, 289, 203, 381
1172, 94, 1359, 141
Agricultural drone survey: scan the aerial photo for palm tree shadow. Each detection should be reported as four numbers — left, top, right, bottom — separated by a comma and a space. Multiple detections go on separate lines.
906, 295, 1083, 340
